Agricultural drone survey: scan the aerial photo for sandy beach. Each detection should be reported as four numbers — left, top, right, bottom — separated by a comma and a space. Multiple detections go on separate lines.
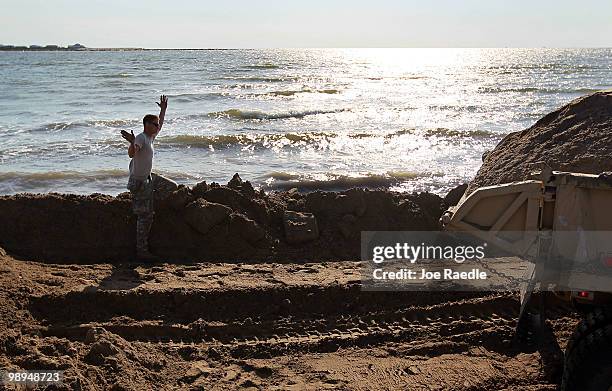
0, 250, 579, 390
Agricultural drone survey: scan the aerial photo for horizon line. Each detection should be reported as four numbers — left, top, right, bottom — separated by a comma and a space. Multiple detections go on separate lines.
2, 46, 612, 50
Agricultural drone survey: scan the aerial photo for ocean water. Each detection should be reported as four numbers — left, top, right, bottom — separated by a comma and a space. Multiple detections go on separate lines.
0, 48, 610, 195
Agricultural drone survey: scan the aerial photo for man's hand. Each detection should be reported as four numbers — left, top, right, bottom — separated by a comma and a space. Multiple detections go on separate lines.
123, 130, 136, 158
156, 95, 168, 132
121, 130, 135, 144
156, 95, 168, 111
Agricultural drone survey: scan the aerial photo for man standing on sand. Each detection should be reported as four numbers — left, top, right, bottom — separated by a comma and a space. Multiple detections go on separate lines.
122, 95, 168, 261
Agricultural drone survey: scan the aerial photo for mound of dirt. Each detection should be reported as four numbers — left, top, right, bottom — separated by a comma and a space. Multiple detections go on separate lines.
0, 175, 444, 263
467, 90, 612, 195
0, 254, 579, 390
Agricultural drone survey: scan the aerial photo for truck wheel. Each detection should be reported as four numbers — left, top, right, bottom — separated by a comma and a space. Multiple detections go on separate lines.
561, 323, 612, 391
565, 307, 612, 357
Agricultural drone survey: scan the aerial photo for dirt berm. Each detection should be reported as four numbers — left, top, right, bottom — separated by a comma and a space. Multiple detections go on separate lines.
467, 90, 612, 195
0, 174, 444, 263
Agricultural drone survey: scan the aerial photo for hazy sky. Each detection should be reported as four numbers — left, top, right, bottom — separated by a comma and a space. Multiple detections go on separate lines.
2, 0, 611, 48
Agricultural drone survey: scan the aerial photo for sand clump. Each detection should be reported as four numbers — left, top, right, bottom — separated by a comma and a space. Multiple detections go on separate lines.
0, 174, 443, 263
467, 90, 612, 195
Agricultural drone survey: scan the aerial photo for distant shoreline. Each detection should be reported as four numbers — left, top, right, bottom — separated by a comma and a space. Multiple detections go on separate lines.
0, 47, 238, 52
2, 47, 611, 52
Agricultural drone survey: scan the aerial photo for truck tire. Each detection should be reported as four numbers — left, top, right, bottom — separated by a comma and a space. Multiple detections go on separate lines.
561, 323, 612, 391
565, 307, 612, 357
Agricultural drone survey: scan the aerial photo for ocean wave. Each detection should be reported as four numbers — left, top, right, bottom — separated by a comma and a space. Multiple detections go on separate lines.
262, 89, 340, 97
5, 131, 346, 154
0, 169, 197, 185
399, 75, 428, 80
478, 86, 603, 94
32, 119, 138, 132
156, 127, 495, 149
478, 87, 539, 93
0, 169, 128, 182
427, 104, 484, 113
18, 124, 495, 152
66, 101, 90, 107
167, 92, 229, 102
100, 80, 149, 87
96, 73, 133, 78
217, 76, 300, 83
157, 132, 340, 149
159, 134, 257, 148
243, 64, 280, 70
487, 63, 601, 72
261, 171, 441, 191
31, 62, 72, 67
157, 130, 401, 149
207, 108, 349, 120
259, 171, 301, 181
384, 128, 497, 139
366, 75, 427, 80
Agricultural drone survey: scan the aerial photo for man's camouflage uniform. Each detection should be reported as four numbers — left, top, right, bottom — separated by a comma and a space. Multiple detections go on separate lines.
127, 174, 155, 254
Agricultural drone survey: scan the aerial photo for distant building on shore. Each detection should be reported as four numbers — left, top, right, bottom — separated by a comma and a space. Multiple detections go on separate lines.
67, 43, 86, 50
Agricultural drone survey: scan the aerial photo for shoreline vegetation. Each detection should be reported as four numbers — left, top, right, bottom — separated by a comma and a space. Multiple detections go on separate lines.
0, 43, 88, 51
3, 46, 612, 52
0, 44, 250, 51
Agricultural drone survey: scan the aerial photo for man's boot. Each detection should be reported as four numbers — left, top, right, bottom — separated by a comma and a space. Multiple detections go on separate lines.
137, 249, 161, 263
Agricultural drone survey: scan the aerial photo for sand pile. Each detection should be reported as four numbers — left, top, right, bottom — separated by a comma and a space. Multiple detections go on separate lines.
0, 174, 443, 263
467, 90, 612, 195
0, 254, 575, 390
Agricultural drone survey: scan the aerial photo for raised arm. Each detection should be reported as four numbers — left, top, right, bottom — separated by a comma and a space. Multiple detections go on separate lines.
156, 95, 168, 132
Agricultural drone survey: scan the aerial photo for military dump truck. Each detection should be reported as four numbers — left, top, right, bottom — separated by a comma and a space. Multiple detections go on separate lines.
441, 168, 612, 391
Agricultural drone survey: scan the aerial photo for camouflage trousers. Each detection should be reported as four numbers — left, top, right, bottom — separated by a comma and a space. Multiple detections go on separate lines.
127, 174, 154, 254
